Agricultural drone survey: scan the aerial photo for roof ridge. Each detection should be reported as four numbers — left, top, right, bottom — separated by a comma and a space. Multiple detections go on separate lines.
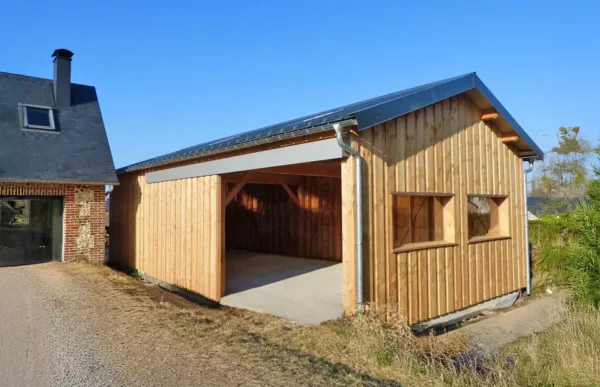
0, 71, 95, 89
119, 71, 545, 173
0, 71, 52, 83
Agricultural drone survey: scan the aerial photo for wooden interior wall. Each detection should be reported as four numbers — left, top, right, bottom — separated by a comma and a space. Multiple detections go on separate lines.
109, 173, 223, 301
342, 94, 526, 324
225, 177, 342, 261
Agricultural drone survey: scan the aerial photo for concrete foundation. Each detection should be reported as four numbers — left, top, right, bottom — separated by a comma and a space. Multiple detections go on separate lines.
221, 250, 342, 324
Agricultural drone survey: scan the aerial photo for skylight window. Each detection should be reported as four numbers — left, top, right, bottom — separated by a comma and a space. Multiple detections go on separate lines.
21, 104, 55, 130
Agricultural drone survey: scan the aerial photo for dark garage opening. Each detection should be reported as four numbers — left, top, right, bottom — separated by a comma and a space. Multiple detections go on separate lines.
220, 162, 344, 324
0, 197, 63, 266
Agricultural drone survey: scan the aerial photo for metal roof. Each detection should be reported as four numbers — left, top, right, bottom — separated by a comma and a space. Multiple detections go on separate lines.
119, 73, 543, 173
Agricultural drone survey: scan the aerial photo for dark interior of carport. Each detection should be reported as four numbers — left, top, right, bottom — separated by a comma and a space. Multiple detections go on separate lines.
219, 160, 344, 323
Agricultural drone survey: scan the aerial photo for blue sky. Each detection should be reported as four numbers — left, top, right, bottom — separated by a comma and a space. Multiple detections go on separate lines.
1, 1, 598, 169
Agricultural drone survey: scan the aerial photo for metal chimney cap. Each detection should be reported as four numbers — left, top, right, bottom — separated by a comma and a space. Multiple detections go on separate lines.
51, 49, 74, 59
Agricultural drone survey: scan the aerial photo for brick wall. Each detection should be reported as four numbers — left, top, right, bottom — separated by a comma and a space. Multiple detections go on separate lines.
0, 182, 106, 262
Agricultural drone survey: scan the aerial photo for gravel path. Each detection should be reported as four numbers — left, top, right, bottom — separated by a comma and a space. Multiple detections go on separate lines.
450, 293, 567, 355
0, 263, 132, 387
0, 262, 348, 387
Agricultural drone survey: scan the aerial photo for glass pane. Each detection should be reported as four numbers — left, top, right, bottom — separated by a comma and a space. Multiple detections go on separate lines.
468, 196, 491, 238
0, 198, 62, 266
26, 106, 52, 127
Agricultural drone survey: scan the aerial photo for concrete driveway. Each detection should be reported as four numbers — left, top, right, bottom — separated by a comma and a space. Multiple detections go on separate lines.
0, 262, 346, 387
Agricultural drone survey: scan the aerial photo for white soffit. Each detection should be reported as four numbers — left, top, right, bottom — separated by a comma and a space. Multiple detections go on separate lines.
146, 138, 345, 183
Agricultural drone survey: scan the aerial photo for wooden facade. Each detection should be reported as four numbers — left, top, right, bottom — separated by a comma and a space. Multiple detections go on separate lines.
109, 174, 223, 301
341, 94, 526, 323
110, 92, 528, 324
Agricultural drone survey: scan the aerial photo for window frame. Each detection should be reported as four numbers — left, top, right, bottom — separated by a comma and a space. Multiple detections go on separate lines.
20, 103, 56, 131
466, 194, 511, 243
391, 192, 457, 253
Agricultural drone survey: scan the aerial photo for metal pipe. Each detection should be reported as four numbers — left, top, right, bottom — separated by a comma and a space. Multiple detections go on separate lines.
523, 158, 534, 295
333, 120, 363, 312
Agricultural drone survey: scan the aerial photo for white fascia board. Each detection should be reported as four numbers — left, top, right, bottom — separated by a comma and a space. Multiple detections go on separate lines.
146, 138, 345, 183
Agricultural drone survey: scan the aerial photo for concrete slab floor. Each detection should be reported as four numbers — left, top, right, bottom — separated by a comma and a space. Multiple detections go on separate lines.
221, 250, 342, 325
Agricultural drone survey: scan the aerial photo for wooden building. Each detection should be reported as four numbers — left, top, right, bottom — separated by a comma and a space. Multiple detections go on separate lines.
109, 73, 543, 325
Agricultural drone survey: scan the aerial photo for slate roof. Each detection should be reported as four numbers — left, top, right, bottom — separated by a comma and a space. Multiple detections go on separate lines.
120, 72, 544, 173
0, 72, 118, 185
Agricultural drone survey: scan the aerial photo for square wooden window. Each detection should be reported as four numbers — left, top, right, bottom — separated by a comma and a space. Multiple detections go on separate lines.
467, 195, 509, 240
392, 194, 455, 251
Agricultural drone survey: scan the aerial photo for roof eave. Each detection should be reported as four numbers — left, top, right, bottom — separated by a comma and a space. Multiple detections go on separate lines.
117, 118, 357, 174
472, 76, 544, 160
354, 73, 544, 160
0, 178, 119, 186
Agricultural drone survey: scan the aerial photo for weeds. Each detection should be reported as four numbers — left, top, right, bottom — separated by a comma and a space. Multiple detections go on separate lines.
503, 305, 600, 386
530, 145, 600, 307
68, 260, 600, 386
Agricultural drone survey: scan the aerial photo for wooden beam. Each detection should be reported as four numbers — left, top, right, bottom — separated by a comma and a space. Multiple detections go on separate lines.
517, 150, 536, 157
481, 109, 499, 121
501, 131, 520, 144
281, 184, 302, 207
224, 172, 252, 205
256, 161, 342, 178
222, 172, 304, 186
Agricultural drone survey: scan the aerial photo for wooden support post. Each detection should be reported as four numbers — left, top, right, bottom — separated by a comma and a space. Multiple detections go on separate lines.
281, 183, 302, 207
224, 172, 252, 205
481, 109, 499, 121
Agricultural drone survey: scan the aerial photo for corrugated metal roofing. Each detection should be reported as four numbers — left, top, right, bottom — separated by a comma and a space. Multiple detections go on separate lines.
119, 73, 543, 173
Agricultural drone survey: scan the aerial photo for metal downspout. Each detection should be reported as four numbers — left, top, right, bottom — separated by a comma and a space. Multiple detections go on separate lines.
333, 121, 363, 312
524, 158, 534, 295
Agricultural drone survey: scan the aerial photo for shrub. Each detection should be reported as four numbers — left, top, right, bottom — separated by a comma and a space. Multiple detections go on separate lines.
530, 144, 600, 306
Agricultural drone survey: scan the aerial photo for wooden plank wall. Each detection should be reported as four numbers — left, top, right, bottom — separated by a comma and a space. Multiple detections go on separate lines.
225, 177, 342, 261
109, 174, 223, 301
342, 94, 526, 324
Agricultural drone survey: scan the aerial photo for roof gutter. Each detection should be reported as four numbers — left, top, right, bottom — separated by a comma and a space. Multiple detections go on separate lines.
119, 119, 358, 174
333, 120, 363, 313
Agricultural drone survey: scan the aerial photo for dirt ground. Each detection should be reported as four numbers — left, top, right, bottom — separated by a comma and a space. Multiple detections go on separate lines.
450, 292, 566, 354
0, 261, 393, 387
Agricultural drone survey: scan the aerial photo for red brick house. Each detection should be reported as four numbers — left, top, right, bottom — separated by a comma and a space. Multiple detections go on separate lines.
0, 49, 117, 265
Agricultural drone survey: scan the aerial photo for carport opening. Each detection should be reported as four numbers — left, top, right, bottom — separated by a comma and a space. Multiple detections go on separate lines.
221, 160, 344, 323
0, 197, 63, 266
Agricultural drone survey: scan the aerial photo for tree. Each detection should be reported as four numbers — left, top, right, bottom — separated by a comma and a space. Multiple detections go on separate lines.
589, 139, 600, 204
530, 126, 592, 197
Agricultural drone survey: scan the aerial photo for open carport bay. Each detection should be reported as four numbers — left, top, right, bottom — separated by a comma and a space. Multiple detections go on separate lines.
222, 161, 344, 324
221, 250, 342, 324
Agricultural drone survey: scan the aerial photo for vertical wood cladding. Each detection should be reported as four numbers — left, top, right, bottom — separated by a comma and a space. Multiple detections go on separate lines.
109, 174, 223, 301
342, 94, 526, 323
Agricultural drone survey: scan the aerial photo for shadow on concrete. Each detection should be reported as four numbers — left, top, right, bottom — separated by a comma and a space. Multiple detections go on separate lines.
225, 249, 338, 295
